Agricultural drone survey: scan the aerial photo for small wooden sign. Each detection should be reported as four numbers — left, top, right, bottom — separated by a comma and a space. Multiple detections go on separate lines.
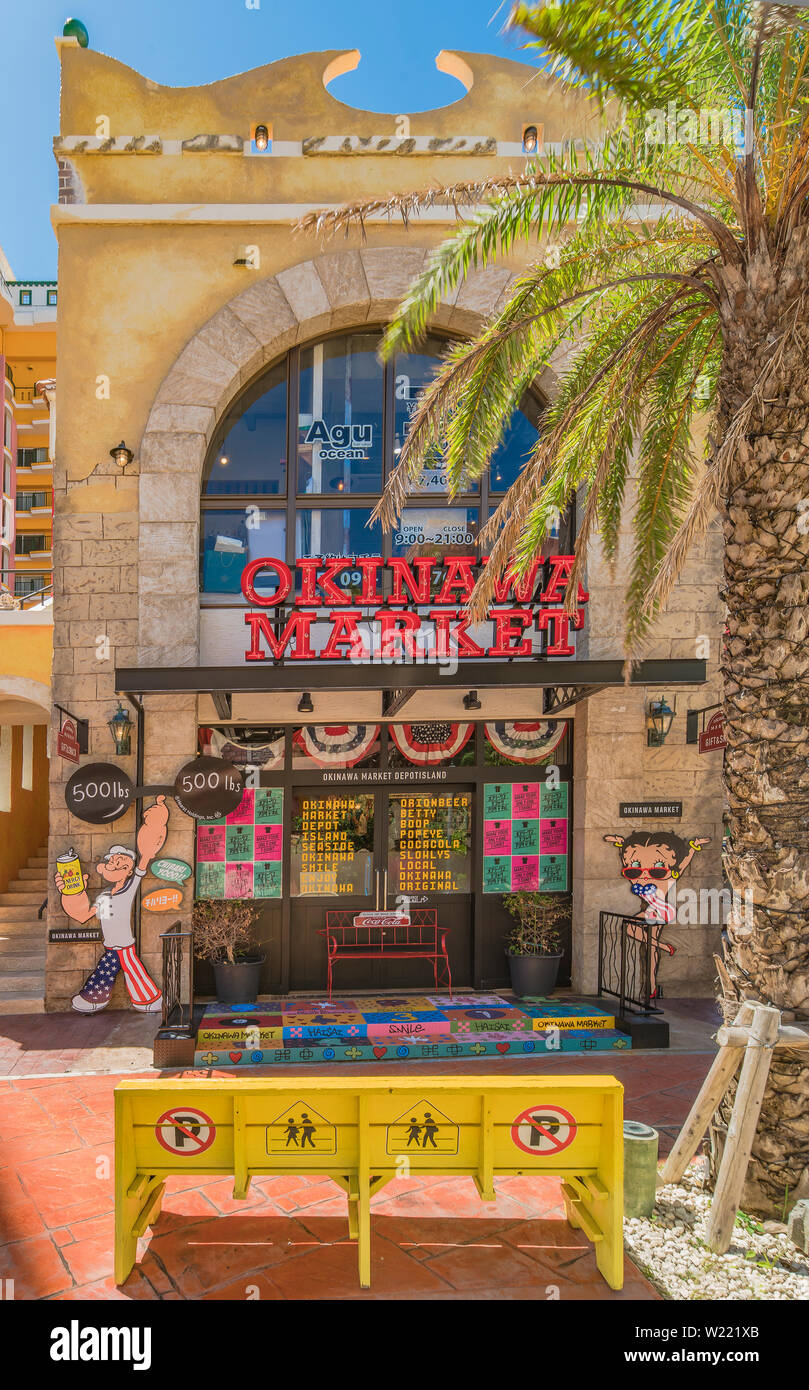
699, 710, 726, 753
619, 801, 682, 819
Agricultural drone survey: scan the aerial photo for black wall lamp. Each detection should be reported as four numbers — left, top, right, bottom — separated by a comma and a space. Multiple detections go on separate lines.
110, 440, 133, 470
297, 692, 314, 714
108, 702, 134, 756
647, 695, 677, 747
463, 690, 482, 711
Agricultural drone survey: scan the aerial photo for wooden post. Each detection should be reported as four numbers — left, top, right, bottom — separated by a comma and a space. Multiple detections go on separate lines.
658, 1001, 754, 1187
705, 1003, 781, 1254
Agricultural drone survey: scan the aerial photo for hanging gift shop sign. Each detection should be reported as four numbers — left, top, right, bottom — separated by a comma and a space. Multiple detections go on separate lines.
239, 554, 589, 663
698, 710, 726, 753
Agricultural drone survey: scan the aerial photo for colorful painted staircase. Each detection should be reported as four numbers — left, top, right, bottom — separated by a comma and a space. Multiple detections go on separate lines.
193, 995, 631, 1067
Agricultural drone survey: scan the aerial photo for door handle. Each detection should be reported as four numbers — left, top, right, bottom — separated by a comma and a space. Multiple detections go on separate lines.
375, 869, 380, 910
383, 869, 388, 910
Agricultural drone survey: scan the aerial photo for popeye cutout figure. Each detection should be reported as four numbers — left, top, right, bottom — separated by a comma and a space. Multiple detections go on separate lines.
55, 796, 169, 1014
603, 829, 710, 997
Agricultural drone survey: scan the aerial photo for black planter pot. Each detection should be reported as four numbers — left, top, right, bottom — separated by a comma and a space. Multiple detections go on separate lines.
212, 955, 265, 1005
506, 952, 563, 999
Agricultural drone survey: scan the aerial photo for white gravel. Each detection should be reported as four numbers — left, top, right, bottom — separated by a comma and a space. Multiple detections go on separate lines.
624, 1160, 809, 1300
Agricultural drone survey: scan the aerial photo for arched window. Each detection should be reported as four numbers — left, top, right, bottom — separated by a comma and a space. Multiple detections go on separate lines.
200, 330, 552, 602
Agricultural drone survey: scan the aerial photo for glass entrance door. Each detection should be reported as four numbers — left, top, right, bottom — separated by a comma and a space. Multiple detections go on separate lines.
385, 788, 473, 991
289, 790, 379, 990
289, 786, 474, 993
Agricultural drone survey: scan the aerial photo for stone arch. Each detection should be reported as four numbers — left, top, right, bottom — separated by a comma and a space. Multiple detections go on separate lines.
0, 675, 51, 718
137, 247, 556, 665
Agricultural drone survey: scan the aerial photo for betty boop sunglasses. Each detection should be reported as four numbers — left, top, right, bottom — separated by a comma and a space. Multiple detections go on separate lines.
622, 866, 670, 880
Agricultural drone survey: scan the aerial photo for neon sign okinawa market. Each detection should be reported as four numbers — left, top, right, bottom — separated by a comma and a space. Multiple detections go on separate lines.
239, 554, 590, 663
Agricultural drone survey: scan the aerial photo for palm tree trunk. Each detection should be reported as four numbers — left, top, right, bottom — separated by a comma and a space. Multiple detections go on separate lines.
713, 247, 809, 1214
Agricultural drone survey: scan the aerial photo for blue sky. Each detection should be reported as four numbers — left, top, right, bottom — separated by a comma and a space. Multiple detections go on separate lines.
1, 0, 535, 278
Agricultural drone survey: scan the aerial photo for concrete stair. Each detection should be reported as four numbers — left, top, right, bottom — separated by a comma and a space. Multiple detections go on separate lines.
0, 846, 48, 1014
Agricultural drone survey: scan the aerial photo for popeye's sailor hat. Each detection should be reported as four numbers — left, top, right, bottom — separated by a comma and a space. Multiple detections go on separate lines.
100, 845, 137, 863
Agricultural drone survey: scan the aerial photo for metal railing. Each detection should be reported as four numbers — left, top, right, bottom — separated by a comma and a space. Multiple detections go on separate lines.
597, 910, 664, 1016
159, 920, 195, 1035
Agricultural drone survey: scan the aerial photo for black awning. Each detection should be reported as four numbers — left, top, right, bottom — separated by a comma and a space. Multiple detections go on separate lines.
116, 657, 706, 696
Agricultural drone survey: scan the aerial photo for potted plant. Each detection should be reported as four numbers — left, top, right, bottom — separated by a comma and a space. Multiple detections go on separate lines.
193, 900, 264, 1004
503, 891, 569, 998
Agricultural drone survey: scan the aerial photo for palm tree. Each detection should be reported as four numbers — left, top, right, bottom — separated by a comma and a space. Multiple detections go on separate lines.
299, 0, 809, 1215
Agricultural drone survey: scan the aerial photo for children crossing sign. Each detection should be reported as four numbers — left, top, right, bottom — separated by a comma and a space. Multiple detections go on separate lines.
266, 1101, 337, 1155
386, 1100, 459, 1155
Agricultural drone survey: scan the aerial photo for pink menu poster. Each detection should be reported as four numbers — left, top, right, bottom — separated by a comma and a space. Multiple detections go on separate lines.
225, 862, 254, 898
226, 788, 255, 825
196, 825, 226, 861
511, 783, 540, 818
483, 821, 512, 855
511, 856, 540, 890
540, 818, 568, 854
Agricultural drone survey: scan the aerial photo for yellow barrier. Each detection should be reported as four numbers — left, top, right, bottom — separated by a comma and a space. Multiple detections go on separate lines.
114, 1074, 623, 1289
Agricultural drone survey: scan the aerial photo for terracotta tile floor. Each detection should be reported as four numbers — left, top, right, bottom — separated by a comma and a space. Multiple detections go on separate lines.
0, 1052, 715, 1301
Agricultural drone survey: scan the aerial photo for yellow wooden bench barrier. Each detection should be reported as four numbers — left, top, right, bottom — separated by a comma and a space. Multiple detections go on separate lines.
114, 1074, 624, 1289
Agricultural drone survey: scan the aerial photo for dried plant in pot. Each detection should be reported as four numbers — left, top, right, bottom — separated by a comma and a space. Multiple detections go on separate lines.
503, 891, 569, 998
193, 899, 264, 1004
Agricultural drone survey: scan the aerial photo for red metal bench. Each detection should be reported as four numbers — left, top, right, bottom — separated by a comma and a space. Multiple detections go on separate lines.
319, 909, 451, 1000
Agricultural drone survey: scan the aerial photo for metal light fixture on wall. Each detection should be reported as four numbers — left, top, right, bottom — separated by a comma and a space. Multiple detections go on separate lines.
647, 696, 677, 747
254, 124, 270, 151
297, 692, 314, 714
522, 124, 539, 154
108, 703, 134, 756
109, 440, 133, 470
463, 690, 482, 711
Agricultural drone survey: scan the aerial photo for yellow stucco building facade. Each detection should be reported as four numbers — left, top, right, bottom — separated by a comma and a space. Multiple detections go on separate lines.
45, 36, 725, 1017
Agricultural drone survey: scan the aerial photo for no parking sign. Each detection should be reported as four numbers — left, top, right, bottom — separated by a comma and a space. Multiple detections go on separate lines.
511, 1103, 577, 1156
154, 1106, 216, 1156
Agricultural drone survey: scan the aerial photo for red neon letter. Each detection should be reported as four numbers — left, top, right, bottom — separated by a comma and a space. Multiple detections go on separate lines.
481, 557, 542, 604
488, 609, 534, 657
389, 557, 436, 605
244, 612, 315, 661
434, 557, 476, 605
321, 611, 368, 660
429, 609, 486, 658
536, 606, 584, 656
374, 609, 421, 659
539, 555, 589, 605
295, 558, 320, 606
357, 557, 384, 605
240, 556, 292, 607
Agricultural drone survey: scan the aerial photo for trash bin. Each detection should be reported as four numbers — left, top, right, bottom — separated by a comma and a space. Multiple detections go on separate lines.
624, 1120, 659, 1218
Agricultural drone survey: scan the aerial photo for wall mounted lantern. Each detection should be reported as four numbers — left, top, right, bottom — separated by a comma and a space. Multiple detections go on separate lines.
297, 692, 314, 714
110, 440, 133, 470
463, 690, 482, 711
108, 703, 134, 756
522, 124, 539, 154
647, 695, 677, 747
254, 124, 270, 152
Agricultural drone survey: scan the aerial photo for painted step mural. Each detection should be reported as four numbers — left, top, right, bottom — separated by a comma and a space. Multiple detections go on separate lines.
193, 994, 629, 1066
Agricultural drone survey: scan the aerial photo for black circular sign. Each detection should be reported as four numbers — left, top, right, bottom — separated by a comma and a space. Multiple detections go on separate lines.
173, 756, 245, 822
65, 763, 135, 825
